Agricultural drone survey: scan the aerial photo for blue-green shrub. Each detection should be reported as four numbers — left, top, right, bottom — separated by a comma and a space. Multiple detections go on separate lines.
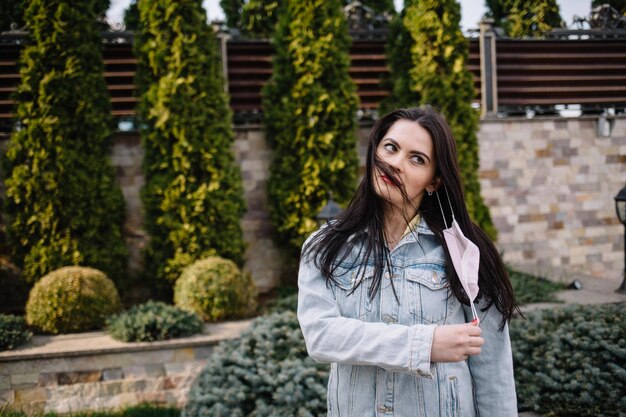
510, 303, 625, 416
183, 311, 328, 417
107, 301, 203, 343
0, 314, 32, 351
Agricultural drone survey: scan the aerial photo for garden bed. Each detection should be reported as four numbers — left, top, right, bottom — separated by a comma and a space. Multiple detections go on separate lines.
0, 321, 251, 415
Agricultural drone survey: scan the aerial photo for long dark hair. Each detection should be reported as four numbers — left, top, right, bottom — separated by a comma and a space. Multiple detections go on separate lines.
302, 107, 520, 328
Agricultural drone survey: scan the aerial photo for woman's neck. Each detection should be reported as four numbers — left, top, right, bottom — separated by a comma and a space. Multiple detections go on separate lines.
383, 207, 416, 248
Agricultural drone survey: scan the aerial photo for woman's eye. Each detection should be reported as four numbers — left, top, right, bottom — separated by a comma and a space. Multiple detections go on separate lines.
410, 155, 425, 165
383, 143, 396, 152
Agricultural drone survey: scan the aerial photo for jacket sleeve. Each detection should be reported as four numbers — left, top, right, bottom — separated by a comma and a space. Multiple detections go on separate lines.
464, 301, 518, 417
297, 251, 437, 378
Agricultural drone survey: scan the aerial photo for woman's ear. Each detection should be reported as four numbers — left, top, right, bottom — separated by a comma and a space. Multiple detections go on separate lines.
430, 176, 443, 191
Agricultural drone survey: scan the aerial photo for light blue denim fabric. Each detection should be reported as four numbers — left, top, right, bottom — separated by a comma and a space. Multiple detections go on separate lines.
297, 218, 517, 417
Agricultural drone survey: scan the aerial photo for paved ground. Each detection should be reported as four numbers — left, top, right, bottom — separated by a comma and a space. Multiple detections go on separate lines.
514, 264, 626, 313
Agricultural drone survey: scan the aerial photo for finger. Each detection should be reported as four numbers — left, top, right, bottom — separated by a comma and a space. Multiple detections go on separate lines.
467, 347, 482, 356
467, 326, 482, 336
469, 336, 484, 347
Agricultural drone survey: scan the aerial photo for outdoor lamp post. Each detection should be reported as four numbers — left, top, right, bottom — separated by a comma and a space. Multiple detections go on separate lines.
615, 185, 626, 294
316, 194, 343, 225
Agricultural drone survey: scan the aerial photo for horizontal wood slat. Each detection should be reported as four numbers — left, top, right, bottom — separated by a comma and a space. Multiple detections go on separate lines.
1, 34, 625, 131
495, 39, 626, 107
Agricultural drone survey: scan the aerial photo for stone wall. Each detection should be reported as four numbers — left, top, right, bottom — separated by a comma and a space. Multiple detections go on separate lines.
0, 321, 251, 415
478, 116, 625, 279
2, 116, 624, 292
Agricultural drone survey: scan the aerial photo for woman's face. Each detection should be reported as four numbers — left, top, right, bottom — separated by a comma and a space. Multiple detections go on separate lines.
373, 119, 439, 214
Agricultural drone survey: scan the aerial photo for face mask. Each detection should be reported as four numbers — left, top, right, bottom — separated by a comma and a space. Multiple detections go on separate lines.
436, 187, 480, 325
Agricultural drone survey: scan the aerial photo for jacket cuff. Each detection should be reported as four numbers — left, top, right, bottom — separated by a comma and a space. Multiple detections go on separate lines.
408, 324, 437, 378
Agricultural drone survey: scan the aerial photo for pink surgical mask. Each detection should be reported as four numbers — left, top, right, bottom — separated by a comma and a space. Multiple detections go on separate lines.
436, 187, 480, 325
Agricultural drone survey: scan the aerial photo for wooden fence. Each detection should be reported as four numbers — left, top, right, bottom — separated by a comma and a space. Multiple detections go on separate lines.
1, 26, 625, 131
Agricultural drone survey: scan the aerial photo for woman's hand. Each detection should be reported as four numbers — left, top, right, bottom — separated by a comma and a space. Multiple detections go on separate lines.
431, 322, 484, 362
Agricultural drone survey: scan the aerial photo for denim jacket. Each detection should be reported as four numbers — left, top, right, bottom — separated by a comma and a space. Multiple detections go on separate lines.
297, 218, 517, 417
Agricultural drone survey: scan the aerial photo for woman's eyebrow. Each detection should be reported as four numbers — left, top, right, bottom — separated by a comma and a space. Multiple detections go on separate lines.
383, 137, 431, 162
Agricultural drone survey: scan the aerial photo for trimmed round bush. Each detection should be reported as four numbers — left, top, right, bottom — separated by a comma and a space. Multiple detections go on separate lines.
510, 303, 625, 416
183, 310, 328, 417
26, 266, 121, 334
174, 256, 257, 322
0, 314, 32, 351
107, 301, 203, 342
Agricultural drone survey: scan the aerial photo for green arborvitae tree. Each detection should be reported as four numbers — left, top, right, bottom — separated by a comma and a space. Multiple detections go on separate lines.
403, 0, 497, 239
220, 0, 244, 29
486, 0, 563, 38
360, 0, 396, 15
379, 1, 420, 115
123, 0, 139, 31
136, 0, 246, 282
3, 0, 127, 283
224, 0, 395, 38
241, 0, 282, 38
0, 0, 25, 31
592, 0, 626, 14
264, 0, 359, 254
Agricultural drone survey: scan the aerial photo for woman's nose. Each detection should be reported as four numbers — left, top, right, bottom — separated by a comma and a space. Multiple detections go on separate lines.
388, 155, 404, 172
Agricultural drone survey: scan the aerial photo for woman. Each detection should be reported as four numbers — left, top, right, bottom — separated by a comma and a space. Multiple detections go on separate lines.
298, 107, 519, 416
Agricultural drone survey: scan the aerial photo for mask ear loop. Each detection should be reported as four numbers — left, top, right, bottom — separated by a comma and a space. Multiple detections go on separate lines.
443, 185, 456, 222
435, 188, 448, 229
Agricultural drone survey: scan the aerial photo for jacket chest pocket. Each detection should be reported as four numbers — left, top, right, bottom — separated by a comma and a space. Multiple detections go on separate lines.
332, 265, 375, 320
404, 264, 452, 324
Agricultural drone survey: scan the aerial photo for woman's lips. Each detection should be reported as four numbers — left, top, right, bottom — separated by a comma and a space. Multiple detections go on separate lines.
381, 174, 394, 185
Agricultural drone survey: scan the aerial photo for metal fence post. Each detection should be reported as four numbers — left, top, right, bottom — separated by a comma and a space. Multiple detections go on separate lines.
479, 18, 498, 117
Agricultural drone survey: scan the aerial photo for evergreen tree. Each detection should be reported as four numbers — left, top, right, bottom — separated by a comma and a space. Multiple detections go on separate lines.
592, 0, 626, 14
3, 0, 128, 283
123, 0, 139, 31
263, 0, 359, 254
135, 0, 246, 282
403, 0, 497, 238
486, 0, 563, 37
360, 0, 396, 15
379, 1, 420, 114
241, 0, 282, 38
0, 0, 25, 31
220, 0, 244, 29
222, 0, 395, 38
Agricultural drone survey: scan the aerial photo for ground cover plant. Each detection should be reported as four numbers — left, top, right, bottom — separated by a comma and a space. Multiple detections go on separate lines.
0, 314, 32, 351
507, 267, 566, 304
106, 301, 203, 342
510, 303, 625, 417
184, 310, 328, 417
